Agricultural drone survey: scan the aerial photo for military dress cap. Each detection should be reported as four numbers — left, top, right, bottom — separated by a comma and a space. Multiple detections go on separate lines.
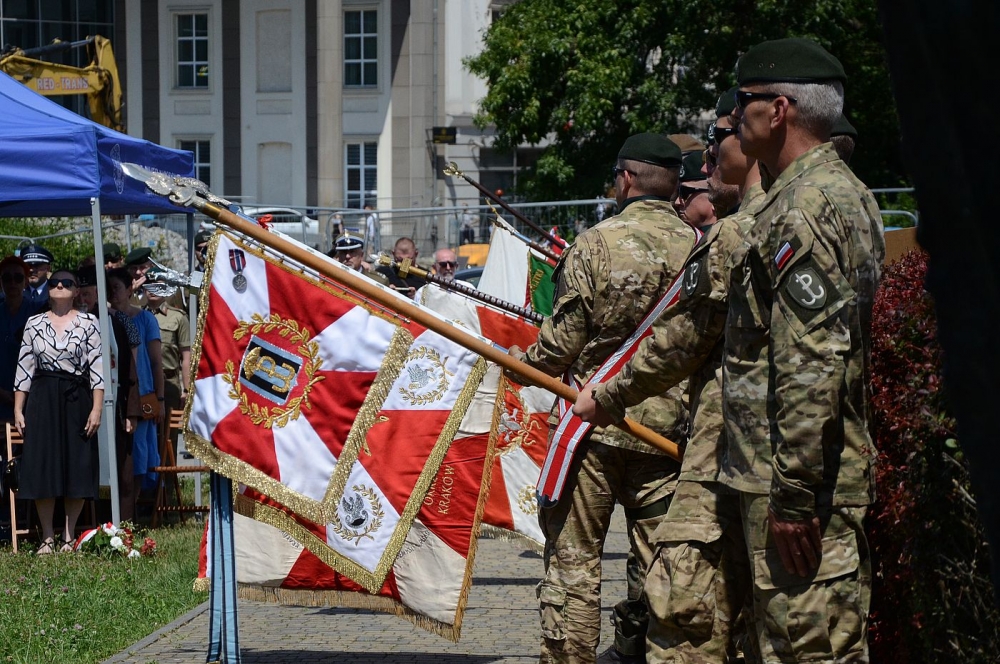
736, 37, 847, 85
618, 133, 682, 167
194, 230, 213, 245
716, 86, 739, 118
103, 242, 122, 260
76, 264, 98, 288
334, 231, 365, 252
831, 113, 858, 139
125, 246, 153, 266
667, 133, 705, 155
19, 243, 54, 265
679, 151, 708, 184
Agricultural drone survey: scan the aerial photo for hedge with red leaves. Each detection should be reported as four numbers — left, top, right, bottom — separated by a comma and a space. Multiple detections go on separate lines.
867, 250, 999, 662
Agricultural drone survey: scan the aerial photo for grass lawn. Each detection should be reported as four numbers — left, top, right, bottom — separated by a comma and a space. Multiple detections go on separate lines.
0, 512, 206, 662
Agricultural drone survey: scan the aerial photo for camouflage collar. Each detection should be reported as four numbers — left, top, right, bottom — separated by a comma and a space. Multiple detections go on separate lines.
760, 143, 838, 207
619, 194, 673, 214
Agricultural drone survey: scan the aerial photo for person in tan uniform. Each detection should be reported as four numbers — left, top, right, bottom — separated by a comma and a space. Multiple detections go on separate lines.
145, 281, 190, 450
510, 133, 699, 664
574, 88, 763, 663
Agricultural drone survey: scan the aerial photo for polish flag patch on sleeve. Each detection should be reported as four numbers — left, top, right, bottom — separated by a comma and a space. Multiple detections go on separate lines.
775, 241, 796, 270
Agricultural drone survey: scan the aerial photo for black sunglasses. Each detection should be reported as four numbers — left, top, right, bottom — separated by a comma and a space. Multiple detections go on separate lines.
436, 261, 457, 268
1, 272, 25, 284
48, 277, 78, 289
734, 89, 798, 110
709, 124, 738, 145
678, 185, 707, 199
611, 165, 632, 180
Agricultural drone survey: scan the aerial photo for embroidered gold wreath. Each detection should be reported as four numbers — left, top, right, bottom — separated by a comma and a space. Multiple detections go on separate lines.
398, 346, 454, 406
330, 484, 385, 544
497, 383, 541, 456
517, 484, 539, 516
222, 313, 325, 429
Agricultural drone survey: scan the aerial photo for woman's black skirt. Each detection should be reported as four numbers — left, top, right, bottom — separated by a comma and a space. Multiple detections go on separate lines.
19, 370, 99, 500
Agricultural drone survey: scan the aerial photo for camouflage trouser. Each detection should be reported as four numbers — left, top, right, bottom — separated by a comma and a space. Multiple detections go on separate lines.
537, 439, 677, 664
738, 494, 871, 663
645, 480, 753, 664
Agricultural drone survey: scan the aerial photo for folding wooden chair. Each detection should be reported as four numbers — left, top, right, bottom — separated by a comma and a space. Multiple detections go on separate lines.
5, 422, 31, 553
152, 409, 209, 526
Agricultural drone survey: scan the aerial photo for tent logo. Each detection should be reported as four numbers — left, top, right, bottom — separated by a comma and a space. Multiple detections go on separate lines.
111, 144, 124, 193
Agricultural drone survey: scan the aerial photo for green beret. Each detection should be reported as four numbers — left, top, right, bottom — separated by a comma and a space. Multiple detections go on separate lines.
194, 230, 213, 245
679, 151, 707, 183
716, 86, 738, 118
736, 38, 846, 85
103, 242, 122, 260
618, 133, 682, 167
125, 246, 153, 266
831, 113, 858, 139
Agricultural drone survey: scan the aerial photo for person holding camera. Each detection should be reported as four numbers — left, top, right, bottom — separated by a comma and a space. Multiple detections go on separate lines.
13, 268, 104, 555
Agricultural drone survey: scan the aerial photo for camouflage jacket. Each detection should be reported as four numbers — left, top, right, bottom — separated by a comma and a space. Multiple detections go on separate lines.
594, 200, 756, 481
720, 144, 885, 519
524, 197, 697, 453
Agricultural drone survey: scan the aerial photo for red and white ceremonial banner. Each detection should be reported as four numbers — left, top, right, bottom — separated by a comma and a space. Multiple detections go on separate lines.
186, 231, 486, 592
195, 414, 496, 641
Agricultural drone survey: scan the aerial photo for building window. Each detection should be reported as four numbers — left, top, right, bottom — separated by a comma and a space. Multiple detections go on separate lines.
344, 10, 377, 87
345, 142, 377, 208
179, 139, 211, 187
176, 13, 209, 88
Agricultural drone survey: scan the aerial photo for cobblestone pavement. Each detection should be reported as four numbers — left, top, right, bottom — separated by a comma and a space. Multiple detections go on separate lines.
105, 508, 632, 664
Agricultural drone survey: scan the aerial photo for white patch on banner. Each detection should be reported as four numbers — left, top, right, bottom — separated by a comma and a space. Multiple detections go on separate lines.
478, 222, 530, 306
381, 332, 478, 411
502, 446, 544, 543
214, 235, 269, 324
324, 461, 402, 572
233, 513, 302, 585
270, 414, 338, 503
313, 305, 397, 373
393, 519, 466, 624
189, 372, 239, 440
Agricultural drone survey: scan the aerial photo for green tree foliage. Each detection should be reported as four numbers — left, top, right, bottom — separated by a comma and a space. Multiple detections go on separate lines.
466, 0, 901, 201
0, 218, 97, 271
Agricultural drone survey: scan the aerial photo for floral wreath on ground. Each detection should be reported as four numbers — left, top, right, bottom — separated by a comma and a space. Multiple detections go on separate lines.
72, 522, 157, 559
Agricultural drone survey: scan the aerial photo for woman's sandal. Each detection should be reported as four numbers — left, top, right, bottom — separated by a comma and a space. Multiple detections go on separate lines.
59, 538, 75, 553
36, 538, 55, 556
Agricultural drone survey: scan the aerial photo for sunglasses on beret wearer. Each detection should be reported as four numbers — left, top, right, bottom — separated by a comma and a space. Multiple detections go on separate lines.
708, 123, 738, 146
48, 277, 78, 289
678, 184, 708, 199
734, 89, 798, 110
611, 165, 633, 180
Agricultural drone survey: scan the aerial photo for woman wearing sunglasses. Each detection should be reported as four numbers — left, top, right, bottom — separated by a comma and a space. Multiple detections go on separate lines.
13, 269, 104, 555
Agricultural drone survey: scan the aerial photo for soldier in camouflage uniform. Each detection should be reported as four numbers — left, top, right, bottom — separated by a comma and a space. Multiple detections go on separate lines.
721, 39, 884, 661
511, 133, 697, 664
574, 88, 764, 663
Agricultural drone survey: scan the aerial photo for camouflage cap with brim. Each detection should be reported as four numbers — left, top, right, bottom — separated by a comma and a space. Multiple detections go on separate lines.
618, 133, 682, 167
736, 37, 846, 85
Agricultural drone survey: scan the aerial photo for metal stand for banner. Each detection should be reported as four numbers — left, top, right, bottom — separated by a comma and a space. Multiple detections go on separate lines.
206, 473, 241, 663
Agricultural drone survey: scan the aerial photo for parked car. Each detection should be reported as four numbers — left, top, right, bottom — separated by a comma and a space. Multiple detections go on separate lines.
239, 206, 320, 247
454, 266, 484, 287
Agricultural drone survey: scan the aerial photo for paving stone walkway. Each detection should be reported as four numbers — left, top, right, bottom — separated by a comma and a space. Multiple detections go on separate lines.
105, 509, 632, 663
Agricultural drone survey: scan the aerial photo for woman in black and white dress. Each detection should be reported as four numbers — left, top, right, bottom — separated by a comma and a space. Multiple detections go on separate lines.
12, 269, 104, 555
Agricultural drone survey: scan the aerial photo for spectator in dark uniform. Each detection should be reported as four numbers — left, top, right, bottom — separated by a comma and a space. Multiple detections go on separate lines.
19, 244, 54, 309
1, 256, 47, 422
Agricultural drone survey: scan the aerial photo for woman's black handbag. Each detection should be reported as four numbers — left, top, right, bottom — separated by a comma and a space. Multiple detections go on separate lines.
2, 455, 19, 495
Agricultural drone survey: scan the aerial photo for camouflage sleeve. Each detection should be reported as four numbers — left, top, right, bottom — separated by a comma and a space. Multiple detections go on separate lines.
768, 209, 856, 520
523, 236, 600, 378
593, 226, 736, 422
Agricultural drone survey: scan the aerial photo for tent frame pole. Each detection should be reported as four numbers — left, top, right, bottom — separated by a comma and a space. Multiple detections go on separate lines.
91, 198, 121, 525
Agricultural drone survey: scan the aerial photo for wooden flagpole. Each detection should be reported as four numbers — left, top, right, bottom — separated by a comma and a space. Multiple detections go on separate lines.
120, 165, 679, 461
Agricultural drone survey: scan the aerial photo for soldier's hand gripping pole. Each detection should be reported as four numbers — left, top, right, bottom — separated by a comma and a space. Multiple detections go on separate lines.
120, 164, 679, 461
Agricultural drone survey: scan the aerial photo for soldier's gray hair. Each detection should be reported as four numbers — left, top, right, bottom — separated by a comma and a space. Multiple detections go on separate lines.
768, 81, 843, 139
622, 159, 680, 199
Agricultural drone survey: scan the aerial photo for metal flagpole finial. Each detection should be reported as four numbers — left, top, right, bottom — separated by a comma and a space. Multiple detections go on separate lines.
121, 162, 233, 209
443, 161, 464, 178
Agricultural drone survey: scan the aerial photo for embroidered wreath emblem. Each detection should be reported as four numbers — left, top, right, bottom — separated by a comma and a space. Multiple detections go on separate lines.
330, 485, 385, 544
222, 313, 324, 428
517, 485, 539, 516
398, 346, 455, 406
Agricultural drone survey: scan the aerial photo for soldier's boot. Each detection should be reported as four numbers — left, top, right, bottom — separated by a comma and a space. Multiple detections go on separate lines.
597, 645, 645, 664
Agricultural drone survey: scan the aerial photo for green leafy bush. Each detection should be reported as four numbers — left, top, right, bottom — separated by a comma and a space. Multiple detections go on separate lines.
867, 250, 1000, 662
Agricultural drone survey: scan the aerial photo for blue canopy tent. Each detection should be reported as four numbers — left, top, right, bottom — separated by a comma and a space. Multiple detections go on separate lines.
0, 71, 195, 525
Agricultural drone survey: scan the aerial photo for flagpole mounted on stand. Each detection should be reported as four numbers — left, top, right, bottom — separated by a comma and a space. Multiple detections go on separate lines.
119, 164, 679, 455
443, 161, 567, 254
